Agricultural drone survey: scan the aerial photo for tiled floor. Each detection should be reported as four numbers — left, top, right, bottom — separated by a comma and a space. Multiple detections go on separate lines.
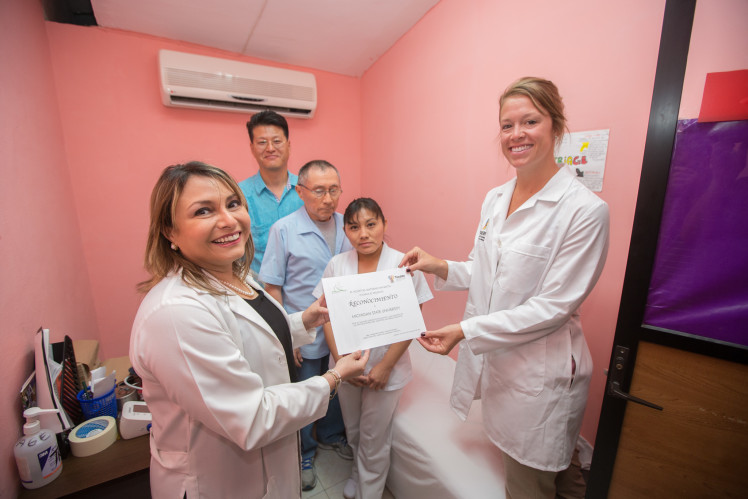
302, 447, 395, 499
302, 446, 588, 498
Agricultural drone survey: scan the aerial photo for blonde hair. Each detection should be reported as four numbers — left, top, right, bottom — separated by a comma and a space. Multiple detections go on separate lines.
499, 77, 568, 146
138, 161, 253, 294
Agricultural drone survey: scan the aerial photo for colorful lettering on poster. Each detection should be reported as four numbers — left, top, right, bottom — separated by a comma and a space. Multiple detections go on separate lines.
556, 155, 588, 166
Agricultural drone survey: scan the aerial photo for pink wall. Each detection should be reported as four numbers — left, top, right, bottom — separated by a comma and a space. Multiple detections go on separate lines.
359, 0, 667, 444
2, 0, 746, 494
680, 0, 748, 119
43, 24, 362, 359
361, 0, 748, 446
0, 1, 99, 495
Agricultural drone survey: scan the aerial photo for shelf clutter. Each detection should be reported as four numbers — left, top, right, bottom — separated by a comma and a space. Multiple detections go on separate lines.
17, 329, 148, 493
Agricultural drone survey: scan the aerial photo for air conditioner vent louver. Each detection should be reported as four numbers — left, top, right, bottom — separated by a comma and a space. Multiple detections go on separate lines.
169, 96, 313, 116
159, 50, 317, 119
164, 68, 316, 102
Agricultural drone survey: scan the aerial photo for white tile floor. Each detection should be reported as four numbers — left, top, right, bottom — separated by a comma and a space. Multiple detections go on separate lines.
302, 447, 395, 499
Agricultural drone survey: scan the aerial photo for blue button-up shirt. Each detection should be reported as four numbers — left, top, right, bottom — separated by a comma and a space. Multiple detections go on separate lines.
259, 207, 352, 359
238, 172, 303, 276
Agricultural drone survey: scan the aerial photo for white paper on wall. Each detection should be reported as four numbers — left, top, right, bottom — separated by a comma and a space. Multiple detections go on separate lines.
555, 129, 610, 192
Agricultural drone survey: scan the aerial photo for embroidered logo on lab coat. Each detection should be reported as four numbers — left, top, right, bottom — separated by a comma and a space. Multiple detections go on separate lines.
478, 218, 490, 242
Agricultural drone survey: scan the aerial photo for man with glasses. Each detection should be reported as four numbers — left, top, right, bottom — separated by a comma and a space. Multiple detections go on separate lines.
238, 110, 303, 278
259, 160, 353, 491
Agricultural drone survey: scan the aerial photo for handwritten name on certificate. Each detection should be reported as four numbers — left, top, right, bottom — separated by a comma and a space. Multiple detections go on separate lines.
321, 268, 426, 354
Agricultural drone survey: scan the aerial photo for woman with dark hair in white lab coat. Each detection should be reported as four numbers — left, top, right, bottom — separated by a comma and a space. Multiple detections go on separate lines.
400, 77, 609, 499
314, 197, 433, 499
130, 161, 369, 498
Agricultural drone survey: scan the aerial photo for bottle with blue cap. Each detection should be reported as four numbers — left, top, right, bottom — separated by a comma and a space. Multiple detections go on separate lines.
14, 407, 63, 489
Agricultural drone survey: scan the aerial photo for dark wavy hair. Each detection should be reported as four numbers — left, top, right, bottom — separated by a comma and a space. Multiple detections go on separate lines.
137, 161, 253, 294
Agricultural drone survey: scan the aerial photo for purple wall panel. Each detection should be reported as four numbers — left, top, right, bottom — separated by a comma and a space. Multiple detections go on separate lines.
643, 119, 748, 347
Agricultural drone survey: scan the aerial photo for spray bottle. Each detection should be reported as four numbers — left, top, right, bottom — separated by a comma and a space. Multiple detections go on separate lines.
14, 407, 63, 489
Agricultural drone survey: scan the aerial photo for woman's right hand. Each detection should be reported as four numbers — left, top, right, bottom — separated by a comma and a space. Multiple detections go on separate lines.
417, 323, 465, 355
399, 246, 449, 280
332, 350, 370, 381
301, 295, 329, 330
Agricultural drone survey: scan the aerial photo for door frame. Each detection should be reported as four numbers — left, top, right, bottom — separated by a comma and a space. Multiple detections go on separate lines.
587, 0, 748, 496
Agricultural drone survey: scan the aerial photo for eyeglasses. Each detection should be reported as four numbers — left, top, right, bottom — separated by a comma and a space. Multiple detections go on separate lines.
253, 138, 287, 150
298, 184, 342, 199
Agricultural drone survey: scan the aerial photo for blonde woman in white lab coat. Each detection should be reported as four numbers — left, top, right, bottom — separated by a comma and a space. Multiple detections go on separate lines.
400, 77, 610, 499
130, 162, 369, 499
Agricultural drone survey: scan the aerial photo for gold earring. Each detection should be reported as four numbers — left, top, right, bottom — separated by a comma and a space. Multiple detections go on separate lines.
171, 243, 178, 251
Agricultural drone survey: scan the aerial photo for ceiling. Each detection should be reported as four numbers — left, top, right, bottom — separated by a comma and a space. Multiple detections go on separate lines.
49, 0, 441, 77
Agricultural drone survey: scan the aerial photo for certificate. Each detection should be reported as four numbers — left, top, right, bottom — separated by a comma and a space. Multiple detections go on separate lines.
321, 267, 426, 354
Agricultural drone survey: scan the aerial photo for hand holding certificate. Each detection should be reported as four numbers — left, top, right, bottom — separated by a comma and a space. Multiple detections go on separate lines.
322, 267, 426, 354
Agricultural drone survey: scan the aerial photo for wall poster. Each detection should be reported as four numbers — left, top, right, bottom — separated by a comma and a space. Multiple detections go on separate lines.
556, 129, 610, 192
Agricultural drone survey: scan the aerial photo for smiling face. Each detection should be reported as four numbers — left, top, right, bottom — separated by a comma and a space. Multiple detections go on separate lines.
167, 175, 251, 278
344, 208, 386, 257
250, 125, 290, 173
499, 95, 557, 173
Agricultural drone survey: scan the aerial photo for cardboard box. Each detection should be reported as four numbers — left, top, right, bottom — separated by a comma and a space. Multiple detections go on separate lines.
102, 356, 133, 385
73, 339, 100, 370
72, 340, 132, 385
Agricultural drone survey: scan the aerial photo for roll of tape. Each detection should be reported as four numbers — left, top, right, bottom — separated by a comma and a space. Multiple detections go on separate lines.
69, 416, 118, 457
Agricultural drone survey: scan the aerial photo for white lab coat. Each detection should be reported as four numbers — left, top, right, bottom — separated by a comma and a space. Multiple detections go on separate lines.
437, 167, 609, 471
316, 244, 434, 499
130, 270, 331, 498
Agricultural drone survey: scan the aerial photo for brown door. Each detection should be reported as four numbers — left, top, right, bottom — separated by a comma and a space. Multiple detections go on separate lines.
587, 1, 748, 497
607, 342, 748, 498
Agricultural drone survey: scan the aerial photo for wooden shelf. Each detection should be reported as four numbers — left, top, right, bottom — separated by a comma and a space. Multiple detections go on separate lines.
18, 435, 150, 499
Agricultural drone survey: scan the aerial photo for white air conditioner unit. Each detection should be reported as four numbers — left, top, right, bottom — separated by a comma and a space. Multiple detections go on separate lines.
159, 49, 317, 119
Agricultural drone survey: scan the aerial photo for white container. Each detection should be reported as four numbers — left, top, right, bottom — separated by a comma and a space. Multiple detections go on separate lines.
119, 401, 152, 439
14, 407, 63, 489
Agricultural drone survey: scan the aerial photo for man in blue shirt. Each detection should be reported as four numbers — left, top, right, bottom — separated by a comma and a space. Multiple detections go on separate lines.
260, 160, 353, 491
238, 110, 303, 278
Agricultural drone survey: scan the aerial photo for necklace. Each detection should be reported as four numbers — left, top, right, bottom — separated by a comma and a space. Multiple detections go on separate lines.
218, 278, 258, 299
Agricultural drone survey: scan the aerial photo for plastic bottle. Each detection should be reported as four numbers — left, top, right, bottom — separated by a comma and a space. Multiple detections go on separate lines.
14, 407, 63, 489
